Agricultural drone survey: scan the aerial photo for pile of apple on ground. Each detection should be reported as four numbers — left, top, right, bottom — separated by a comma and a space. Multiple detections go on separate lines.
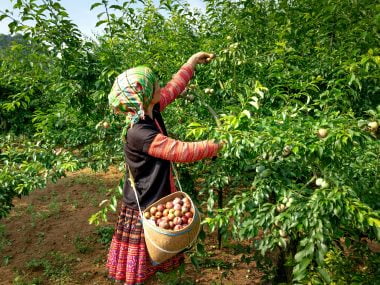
144, 197, 194, 231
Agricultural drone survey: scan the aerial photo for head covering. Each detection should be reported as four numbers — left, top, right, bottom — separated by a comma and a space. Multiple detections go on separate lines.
108, 66, 156, 128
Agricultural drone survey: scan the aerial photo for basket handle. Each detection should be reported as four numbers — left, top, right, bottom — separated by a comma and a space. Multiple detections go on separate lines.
127, 166, 144, 219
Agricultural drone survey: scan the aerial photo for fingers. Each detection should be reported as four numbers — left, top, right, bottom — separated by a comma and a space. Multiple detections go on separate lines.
199, 52, 215, 64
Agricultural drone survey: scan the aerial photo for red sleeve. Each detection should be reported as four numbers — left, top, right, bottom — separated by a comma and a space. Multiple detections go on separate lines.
147, 134, 219, 163
159, 63, 194, 111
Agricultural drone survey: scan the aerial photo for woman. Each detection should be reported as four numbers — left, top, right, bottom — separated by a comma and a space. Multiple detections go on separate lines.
107, 52, 222, 285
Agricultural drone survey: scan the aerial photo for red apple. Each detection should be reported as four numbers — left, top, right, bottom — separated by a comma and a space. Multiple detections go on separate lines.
169, 221, 174, 229
157, 204, 165, 212
150, 207, 157, 215
185, 211, 193, 219
174, 225, 182, 231
159, 221, 169, 229
181, 216, 188, 224
174, 203, 182, 211
173, 217, 182, 225
184, 202, 191, 208
155, 211, 162, 219
173, 197, 183, 205
181, 206, 189, 214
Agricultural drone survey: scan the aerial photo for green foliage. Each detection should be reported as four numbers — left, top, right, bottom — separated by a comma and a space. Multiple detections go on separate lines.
95, 225, 114, 245
26, 251, 76, 281
0, 0, 379, 282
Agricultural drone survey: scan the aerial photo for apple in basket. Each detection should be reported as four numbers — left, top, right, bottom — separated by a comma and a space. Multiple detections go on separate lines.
173, 203, 182, 211
181, 216, 188, 224
166, 201, 174, 209
167, 212, 175, 221
146, 196, 196, 231
181, 206, 189, 214
159, 220, 169, 229
173, 217, 182, 226
150, 206, 157, 215
173, 197, 183, 205
174, 209, 182, 217
155, 211, 162, 219
157, 204, 165, 212
174, 225, 182, 231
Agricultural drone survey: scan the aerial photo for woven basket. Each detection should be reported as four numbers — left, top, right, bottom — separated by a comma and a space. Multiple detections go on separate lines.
142, 191, 201, 265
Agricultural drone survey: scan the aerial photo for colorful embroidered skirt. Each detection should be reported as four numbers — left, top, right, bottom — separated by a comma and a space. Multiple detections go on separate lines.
106, 203, 184, 285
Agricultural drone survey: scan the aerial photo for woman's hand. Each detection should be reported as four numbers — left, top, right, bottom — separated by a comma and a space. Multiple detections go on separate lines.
187, 52, 215, 68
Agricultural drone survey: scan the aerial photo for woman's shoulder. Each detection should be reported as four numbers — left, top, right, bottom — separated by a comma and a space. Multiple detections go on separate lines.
127, 120, 159, 144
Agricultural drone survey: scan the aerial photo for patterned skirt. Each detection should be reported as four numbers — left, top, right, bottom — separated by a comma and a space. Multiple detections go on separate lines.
106, 203, 184, 285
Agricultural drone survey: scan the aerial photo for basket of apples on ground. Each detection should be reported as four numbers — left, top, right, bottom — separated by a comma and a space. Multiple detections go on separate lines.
142, 191, 201, 264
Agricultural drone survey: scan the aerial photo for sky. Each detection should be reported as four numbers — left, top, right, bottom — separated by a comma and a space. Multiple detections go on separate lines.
0, 0, 206, 37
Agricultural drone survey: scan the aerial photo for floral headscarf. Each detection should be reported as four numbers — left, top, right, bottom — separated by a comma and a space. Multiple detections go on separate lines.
108, 66, 156, 130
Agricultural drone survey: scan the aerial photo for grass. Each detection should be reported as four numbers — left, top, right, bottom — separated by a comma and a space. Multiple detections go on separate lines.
64, 173, 105, 188
26, 251, 76, 282
13, 274, 43, 285
155, 263, 195, 285
73, 235, 95, 254
0, 224, 11, 252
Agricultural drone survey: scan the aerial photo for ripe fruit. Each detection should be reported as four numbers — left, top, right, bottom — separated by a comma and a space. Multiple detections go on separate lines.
145, 195, 196, 231
157, 204, 165, 212
150, 207, 157, 215
144, 212, 151, 219
181, 216, 188, 224
159, 221, 169, 229
174, 225, 182, 231
174, 203, 182, 211
368, 121, 378, 132
317, 128, 328, 138
181, 206, 190, 214
173, 197, 183, 205
166, 201, 174, 209
155, 211, 162, 219
174, 209, 182, 217
173, 217, 182, 225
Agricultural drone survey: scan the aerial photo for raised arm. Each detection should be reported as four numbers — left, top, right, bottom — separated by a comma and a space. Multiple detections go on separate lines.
147, 133, 219, 163
159, 64, 194, 112
159, 52, 215, 112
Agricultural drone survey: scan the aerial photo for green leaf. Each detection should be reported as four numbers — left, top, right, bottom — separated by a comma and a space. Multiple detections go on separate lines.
90, 2, 102, 10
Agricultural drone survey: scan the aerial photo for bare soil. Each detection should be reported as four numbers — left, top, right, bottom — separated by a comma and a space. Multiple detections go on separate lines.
0, 168, 263, 285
